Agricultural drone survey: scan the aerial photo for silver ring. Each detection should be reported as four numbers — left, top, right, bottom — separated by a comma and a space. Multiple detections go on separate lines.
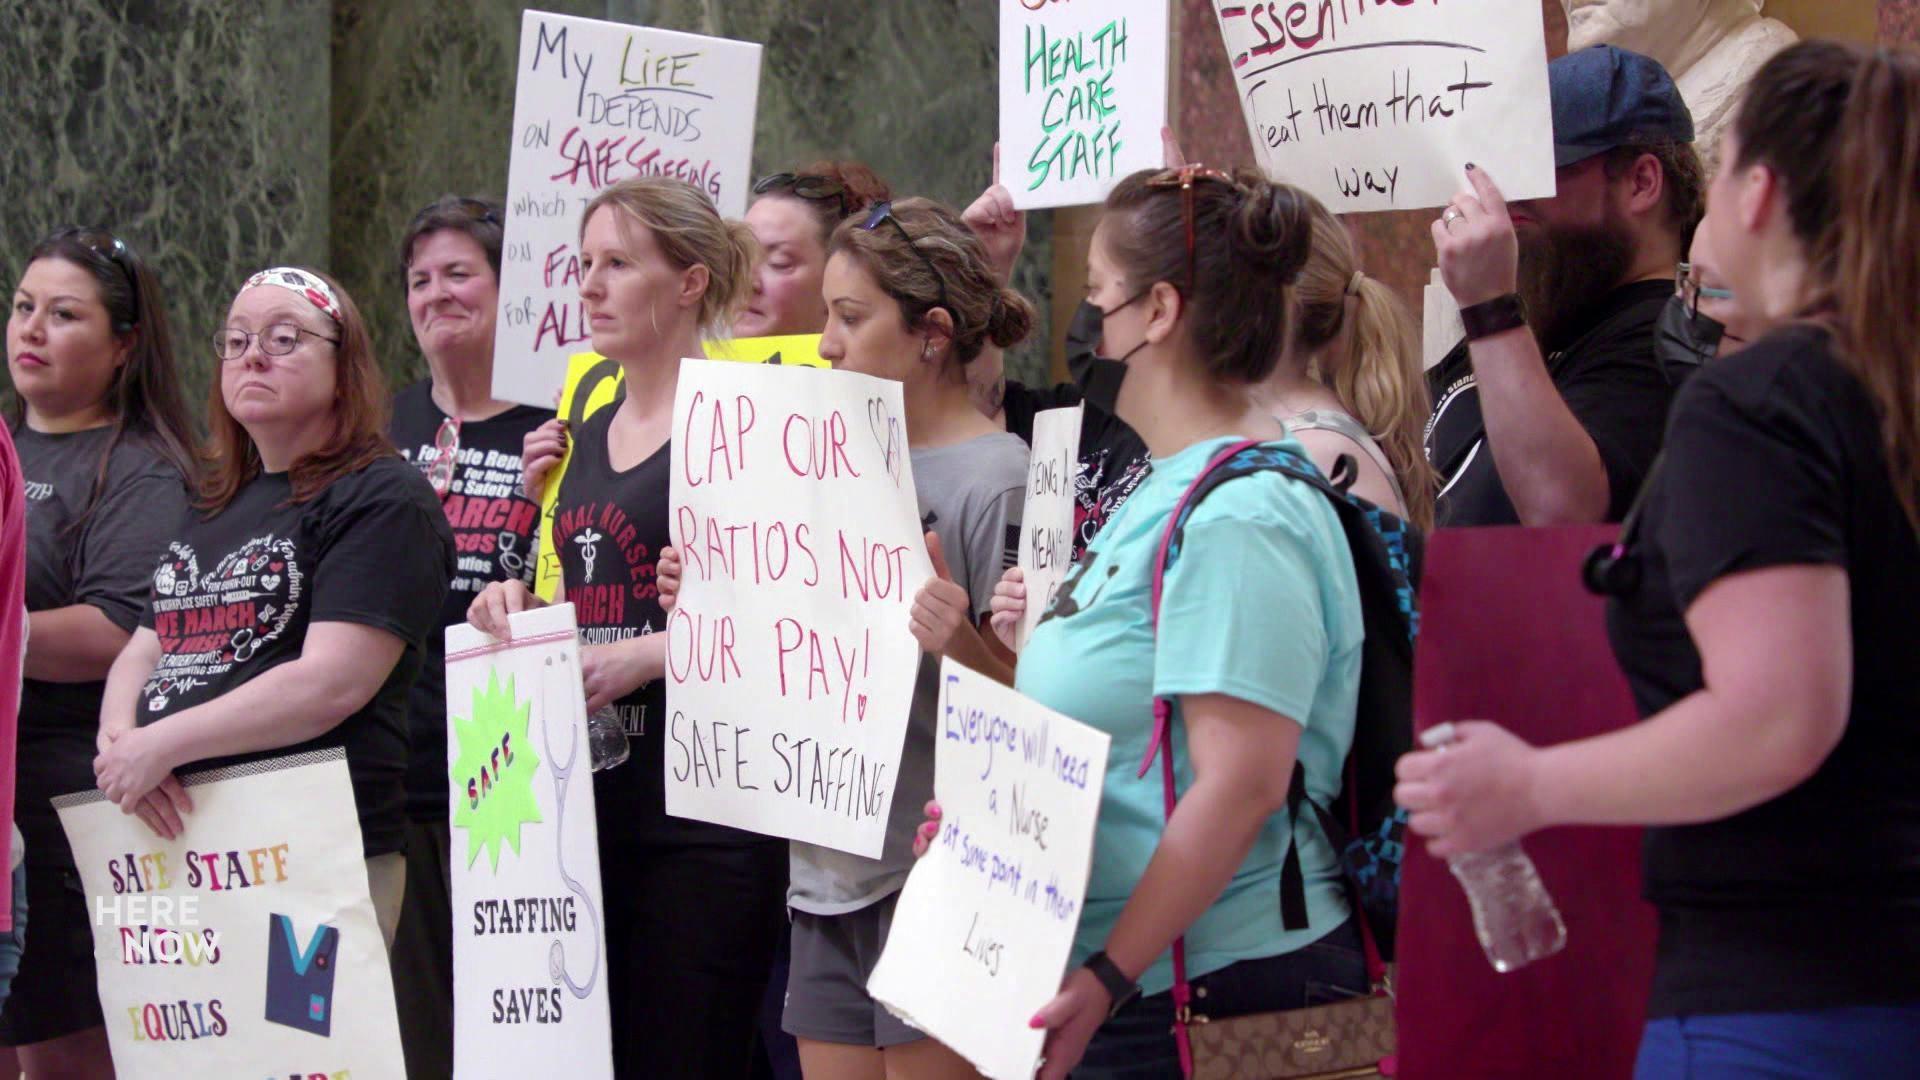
1441, 207, 1463, 231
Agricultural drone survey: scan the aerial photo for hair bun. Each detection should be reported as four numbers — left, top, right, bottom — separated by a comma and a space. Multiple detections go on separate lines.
1228, 175, 1314, 283
985, 287, 1036, 349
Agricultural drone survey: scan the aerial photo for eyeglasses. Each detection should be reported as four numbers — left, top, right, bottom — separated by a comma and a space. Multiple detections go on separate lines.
213, 323, 341, 362
50, 225, 141, 328
1144, 165, 1243, 295
861, 202, 952, 318
427, 416, 462, 499
752, 173, 849, 218
1675, 262, 1734, 317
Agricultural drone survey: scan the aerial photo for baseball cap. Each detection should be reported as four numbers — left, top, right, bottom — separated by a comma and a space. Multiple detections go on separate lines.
1550, 45, 1695, 168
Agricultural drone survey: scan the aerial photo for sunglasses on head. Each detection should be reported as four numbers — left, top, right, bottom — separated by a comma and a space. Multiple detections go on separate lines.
753, 173, 850, 219
1143, 165, 1244, 295
861, 202, 952, 320
50, 225, 141, 328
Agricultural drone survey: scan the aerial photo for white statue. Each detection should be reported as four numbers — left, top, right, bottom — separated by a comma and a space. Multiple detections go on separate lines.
1564, 0, 1798, 166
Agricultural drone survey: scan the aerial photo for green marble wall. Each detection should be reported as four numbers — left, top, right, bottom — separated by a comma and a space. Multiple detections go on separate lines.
0, 0, 332, 412
1, 1, 1050, 411
331, 0, 1051, 390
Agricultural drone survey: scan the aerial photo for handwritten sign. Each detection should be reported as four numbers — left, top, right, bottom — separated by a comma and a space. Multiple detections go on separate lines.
1015, 406, 1081, 650
53, 750, 404, 1078
531, 336, 828, 602
443, 603, 614, 1078
999, 0, 1170, 210
868, 660, 1110, 1080
666, 358, 932, 857
1210, 0, 1553, 211
494, 10, 763, 407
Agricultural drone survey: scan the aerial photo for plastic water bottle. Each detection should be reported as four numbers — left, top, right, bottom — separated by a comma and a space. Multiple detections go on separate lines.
1419, 725, 1567, 972
1448, 842, 1567, 972
587, 706, 630, 772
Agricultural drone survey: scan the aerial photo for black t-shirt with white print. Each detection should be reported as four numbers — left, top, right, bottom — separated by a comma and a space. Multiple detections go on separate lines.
390, 378, 551, 820
550, 398, 768, 848
16, 425, 187, 867
137, 456, 454, 857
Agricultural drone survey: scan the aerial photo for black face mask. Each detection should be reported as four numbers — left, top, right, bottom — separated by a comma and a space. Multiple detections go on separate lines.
1654, 293, 1731, 384
1064, 291, 1153, 414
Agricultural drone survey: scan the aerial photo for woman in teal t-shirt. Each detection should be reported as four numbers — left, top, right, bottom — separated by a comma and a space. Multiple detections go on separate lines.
1009, 167, 1368, 1078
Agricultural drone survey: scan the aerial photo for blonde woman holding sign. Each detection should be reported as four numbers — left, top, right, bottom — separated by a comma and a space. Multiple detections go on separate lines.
467, 175, 787, 1078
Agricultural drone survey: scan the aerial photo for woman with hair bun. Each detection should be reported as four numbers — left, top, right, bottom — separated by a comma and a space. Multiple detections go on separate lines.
1004, 167, 1370, 1078
2, 226, 196, 1078
468, 175, 787, 1077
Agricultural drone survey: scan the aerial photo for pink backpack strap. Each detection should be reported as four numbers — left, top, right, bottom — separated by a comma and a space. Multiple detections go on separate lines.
1139, 439, 1258, 1078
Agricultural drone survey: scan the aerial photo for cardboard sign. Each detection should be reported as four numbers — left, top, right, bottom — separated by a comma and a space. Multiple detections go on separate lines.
444, 603, 615, 1078
999, 0, 1170, 209
531, 336, 828, 602
666, 358, 932, 857
1016, 406, 1082, 650
868, 660, 1110, 1080
1209, 0, 1553, 211
494, 10, 763, 407
53, 750, 403, 1078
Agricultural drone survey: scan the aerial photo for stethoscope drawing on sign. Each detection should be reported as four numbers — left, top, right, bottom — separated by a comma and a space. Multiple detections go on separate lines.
540, 651, 603, 999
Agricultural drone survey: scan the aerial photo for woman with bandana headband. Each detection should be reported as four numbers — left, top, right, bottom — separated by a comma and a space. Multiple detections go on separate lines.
2, 225, 196, 1077
93, 266, 454, 949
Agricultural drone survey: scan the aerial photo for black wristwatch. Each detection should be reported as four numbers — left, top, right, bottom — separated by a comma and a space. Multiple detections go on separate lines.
1460, 292, 1527, 341
1082, 951, 1140, 1018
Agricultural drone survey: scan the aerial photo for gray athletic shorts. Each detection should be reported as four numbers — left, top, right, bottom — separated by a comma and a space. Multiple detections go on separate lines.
782, 892, 924, 1047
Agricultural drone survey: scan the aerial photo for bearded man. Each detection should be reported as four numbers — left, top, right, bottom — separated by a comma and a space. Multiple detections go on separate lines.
1425, 45, 1703, 526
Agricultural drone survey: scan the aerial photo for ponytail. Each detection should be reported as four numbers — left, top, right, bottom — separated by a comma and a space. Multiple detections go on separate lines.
1830, 45, 1920, 533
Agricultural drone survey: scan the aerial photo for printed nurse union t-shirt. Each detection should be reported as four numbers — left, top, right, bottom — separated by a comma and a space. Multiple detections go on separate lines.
137, 456, 454, 857
548, 398, 763, 846
1018, 435, 1364, 997
390, 379, 551, 821
15, 425, 187, 867
787, 431, 1029, 915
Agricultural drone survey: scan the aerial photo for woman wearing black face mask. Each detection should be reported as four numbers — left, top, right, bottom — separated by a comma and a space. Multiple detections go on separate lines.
1655, 235, 1758, 375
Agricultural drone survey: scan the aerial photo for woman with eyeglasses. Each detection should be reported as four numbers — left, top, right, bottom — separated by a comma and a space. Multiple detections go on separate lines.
1397, 41, 1920, 1074
1656, 232, 1757, 374
468, 176, 788, 1078
385, 194, 552, 1080
998, 168, 1369, 1079
1, 226, 196, 1077
92, 266, 454, 951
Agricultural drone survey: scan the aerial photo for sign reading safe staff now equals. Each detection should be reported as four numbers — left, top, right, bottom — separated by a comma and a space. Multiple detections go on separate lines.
264, 913, 341, 1038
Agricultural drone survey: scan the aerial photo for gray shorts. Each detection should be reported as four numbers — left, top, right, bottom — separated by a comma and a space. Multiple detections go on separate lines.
783, 892, 924, 1048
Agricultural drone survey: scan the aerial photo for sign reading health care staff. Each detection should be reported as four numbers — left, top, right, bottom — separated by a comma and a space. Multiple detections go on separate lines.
444, 603, 614, 1079
494, 10, 763, 406
52, 750, 403, 1078
999, 0, 1170, 209
1015, 406, 1082, 651
667, 358, 933, 857
868, 660, 1110, 1080
1210, 0, 1553, 211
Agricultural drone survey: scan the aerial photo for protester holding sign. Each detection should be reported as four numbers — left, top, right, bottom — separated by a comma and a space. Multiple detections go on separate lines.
467, 175, 786, 1078
2, 226, 195, 1078
1425, 45, 1704, 527
1398, 40, 1920, 1074
386, 194, 552, 1080
1261, 197, 1436, 533
92, 267, 454, 949
1010, 168, 1367, 1078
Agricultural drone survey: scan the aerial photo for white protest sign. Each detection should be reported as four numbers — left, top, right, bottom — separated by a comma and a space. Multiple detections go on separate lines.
444, 603, 614, 1079
1016, 406, 1081, 651
1000, 0, 1170, 210
1210, 0, 1553, 212
868, 660, 1110, 1080
494, 10, 763, 407
53, 749, 403, 1078
1423, 268, 1465, 370
667, 358, 933, 857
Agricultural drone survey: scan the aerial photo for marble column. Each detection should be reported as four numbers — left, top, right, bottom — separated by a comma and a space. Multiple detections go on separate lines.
0, 0, 333, 406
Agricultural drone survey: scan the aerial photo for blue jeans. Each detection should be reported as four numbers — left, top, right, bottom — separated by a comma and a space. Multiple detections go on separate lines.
1636, 1004, 1920, 1079
0, 864, 26, 1011
1072, 920, 1368, 1079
